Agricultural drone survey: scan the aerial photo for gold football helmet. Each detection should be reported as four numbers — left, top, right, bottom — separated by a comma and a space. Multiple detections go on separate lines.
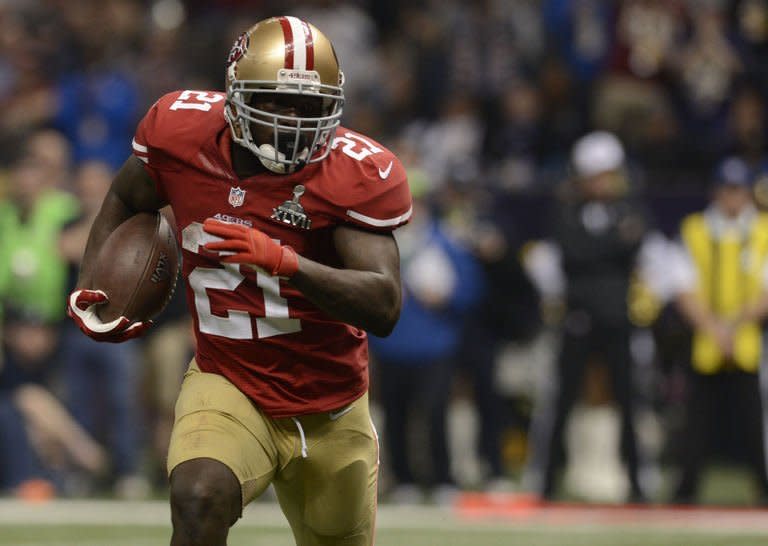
224, 16, 345, 173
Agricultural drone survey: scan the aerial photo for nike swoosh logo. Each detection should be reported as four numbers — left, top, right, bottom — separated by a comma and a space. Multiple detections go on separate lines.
329, 405, 354, 420
378, 161, 393, 180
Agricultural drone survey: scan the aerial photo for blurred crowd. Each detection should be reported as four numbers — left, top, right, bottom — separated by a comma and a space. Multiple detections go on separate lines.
2, 0, 768, 507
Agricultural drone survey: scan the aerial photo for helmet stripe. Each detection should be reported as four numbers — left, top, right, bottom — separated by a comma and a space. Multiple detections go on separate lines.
285, 16, 308, 70
278, 16, 295, 69
301, 20, 314, 70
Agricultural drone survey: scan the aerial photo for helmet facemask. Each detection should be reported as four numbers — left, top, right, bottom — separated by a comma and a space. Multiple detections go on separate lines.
226, 72, 344, 174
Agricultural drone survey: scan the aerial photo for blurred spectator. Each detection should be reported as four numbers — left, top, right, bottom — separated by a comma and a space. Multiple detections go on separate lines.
735, 0, 768, 96
668, 3, 743, 170
135, 25, 186, 110
0, 2, 60, 148
669, 156, 768, 504
483, 80, 544, 191
450, 189, 542, 490
526, 131, 649, 502
58, 161, 148, 499
0, 306, 107, 499
0, 304, 50, 499
723, 85, 767, 166
543, 0, 614, 85
0, 130, 78, 498
611, 0, 685, 80
24, 129, 74, 191
0, 394, 48, 500
675, 4, 743, 119
447, 0, 544, 99
50, 2, 143, 169
369, 176, 484, 504
400, 93, 485, 190
392, 4, 452, 121
535, 56, 591, 173
0, 146, 79, 323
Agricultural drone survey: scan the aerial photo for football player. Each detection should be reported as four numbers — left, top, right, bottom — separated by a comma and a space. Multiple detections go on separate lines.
67, 16, 411, 546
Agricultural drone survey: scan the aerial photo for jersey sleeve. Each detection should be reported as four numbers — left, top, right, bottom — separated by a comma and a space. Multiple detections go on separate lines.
132, 95, 171, 202
132, 90, 226, 203
337, 152, 413, 232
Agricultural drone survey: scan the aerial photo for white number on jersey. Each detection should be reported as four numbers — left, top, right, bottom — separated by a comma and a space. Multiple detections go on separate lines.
169, 90, 225, 112
181, 222, 301, 339
332, 132, 383, 161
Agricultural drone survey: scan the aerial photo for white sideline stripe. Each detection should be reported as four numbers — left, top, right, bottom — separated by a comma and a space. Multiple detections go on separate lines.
346, 206, 413, 227
136, 155, 148, 163
4, 500, 768, 534
132, 139, 148, 153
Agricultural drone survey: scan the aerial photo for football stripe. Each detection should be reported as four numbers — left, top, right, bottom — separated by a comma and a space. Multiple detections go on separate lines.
346, 206, 413, 227
285, 16, 307, 70
301, 19, 314, 70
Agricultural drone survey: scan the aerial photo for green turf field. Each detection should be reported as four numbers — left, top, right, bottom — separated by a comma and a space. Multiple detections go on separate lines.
1, 500, 768, 546
1, 524, 768, 546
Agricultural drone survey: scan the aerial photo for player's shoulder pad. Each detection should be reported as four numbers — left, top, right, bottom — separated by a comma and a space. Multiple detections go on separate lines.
132, 90, 226, 171
325, 129, 413, 232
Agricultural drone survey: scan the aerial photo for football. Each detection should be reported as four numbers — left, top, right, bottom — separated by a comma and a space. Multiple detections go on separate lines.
91, 212, 180, 324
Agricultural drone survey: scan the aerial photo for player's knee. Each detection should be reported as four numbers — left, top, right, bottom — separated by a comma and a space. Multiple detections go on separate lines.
170, 459, 242, 527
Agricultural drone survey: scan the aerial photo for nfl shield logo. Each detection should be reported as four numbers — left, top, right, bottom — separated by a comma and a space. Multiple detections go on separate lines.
228, 186, 246, 207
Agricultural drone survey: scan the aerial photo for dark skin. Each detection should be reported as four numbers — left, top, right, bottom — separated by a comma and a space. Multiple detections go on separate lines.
76, 136, 402, 546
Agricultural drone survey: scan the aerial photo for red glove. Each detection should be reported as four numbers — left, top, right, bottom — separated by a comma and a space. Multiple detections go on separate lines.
67, 289, 152, 343
202, 218, 299, 277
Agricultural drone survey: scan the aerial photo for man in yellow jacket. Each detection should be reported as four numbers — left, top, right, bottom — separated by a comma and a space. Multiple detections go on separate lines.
671, 157, 768, 504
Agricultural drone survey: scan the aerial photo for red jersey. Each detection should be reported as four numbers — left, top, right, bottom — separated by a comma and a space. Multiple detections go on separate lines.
132, 90, 411, 417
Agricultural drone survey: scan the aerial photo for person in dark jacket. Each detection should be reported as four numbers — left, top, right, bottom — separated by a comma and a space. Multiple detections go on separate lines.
532, 131, 649, 502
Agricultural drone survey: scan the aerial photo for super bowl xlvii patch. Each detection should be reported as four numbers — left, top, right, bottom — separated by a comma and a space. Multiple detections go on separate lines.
228, 186, 246, 208
271, 185, 312, 230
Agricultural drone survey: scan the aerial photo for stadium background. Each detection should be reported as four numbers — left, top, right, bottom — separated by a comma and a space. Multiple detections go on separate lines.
2, 0, 768, 543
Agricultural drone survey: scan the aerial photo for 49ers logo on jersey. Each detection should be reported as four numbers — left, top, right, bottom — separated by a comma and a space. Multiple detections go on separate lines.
227, 32, 249, 67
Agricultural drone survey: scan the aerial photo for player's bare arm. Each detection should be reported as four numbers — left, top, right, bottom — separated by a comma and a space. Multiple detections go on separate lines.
76, 156, 166, 289
290, 225, 401, 337
67, 156, 166, 342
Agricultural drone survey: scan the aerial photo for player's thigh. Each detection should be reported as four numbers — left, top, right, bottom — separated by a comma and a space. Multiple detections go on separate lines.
168, 360, 278, 504
275, 403, 379, 545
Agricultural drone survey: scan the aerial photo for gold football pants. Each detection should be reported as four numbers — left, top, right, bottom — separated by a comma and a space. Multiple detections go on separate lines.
168, 360, 379, 546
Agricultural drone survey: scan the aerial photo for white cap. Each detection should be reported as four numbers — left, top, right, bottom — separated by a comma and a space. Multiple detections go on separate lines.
571, 131, 625, 178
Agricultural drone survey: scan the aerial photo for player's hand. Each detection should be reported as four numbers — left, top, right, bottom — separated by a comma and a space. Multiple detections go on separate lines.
202, 218, 299, 278
67, 289, 152, 343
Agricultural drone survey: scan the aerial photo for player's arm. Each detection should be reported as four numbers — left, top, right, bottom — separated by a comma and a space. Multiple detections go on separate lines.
76, 156, 166, 288
68, 156, 167, 342
290, 225, 401, 337
203, 221, 402, 337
